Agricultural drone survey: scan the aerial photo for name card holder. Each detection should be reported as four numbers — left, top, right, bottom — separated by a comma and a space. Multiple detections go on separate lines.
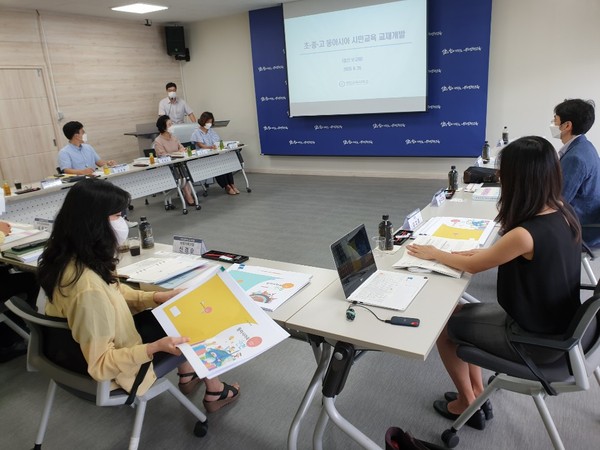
110, 164, 130, 174
40, 178, 63, 189
431, 188, 446, 207
156, 155, 172, 164
402, 208, 423, 231
173, 235, 207, 256
34, 217, 54, 232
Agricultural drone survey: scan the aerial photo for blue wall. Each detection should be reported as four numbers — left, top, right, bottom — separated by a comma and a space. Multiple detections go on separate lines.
249, 0, 492, 157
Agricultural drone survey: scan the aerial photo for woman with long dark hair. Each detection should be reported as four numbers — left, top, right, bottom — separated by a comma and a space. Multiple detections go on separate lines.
38, 179, 239, 412
407, 136, 582, 429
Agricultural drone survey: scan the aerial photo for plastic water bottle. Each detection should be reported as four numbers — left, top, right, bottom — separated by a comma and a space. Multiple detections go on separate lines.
149, 152, 155, 164
482, 141, 490, 164
448, 166, 459, 191
139, 216, 154, 249
502, 126, 509, 145
219, 140, 224, 150
378, 215, 394, 250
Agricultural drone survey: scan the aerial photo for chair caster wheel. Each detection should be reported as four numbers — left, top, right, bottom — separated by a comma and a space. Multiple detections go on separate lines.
246, 188, 252, 193
183, 209, 188, 215
145, 199, 149, 205
128, 204, 134, 210
193, 420, 208, 437
196, 205, 201, 210
164, 205, 171, 211
202, 191, 208, 197
441, 429, 459, 448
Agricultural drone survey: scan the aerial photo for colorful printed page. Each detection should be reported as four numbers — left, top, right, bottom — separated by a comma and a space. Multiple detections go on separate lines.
152, 266, 289, 379
415, 216, 495, 246
226, 264, 312, 312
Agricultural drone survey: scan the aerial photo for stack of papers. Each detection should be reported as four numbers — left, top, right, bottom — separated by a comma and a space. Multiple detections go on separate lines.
2, 247, 44, 264
226, 264, 312, 312
414, 216, 496, 247
472, 187, 500, 201
393, 236, 479, 278
118, 253, 207, 284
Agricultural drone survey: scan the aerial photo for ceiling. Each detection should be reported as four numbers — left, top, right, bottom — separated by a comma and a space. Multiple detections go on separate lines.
0, 0, 298, 24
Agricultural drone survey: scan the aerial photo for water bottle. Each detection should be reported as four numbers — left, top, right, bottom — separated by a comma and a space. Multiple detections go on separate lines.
502, 126, 509, 145
482, 140, 490, 164
378, 215, 394, 250
139, 216, 154, 249
219, 139, 224, 150
448, 166, 459, 191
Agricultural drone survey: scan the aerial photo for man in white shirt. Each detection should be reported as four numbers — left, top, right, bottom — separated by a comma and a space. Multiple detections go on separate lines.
158, 82, 196, 124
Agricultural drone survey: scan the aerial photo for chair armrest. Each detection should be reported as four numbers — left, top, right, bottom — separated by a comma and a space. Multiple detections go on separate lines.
508, 296, 600, 351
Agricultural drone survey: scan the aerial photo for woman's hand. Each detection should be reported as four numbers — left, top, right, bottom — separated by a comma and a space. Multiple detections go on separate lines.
153, 288, 184, 304
0, 221, 11, 235
147, 336, 189, 357
405, 243, 441, 261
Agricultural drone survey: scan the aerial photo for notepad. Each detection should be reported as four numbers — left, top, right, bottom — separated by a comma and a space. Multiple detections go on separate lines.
118, 256, 207, 284
472, 187, 500, 201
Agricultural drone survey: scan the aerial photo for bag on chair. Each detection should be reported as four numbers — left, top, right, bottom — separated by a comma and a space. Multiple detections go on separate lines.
385, 427, 446, 450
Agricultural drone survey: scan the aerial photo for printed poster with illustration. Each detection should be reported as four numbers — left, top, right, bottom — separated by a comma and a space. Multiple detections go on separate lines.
152, 266, 289, 379
416, 216, 495, 247
226, 264, 312, 312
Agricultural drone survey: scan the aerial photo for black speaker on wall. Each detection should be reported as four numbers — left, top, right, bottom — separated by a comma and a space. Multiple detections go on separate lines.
165, 26, 186, 56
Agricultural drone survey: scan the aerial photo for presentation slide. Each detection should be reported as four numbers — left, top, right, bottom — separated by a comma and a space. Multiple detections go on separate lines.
283, 0, 427, 117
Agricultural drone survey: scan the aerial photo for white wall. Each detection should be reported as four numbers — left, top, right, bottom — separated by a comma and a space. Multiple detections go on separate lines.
182, 0, 600, 179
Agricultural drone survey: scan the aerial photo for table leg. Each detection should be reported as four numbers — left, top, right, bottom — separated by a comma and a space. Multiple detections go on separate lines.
287, 336, 331, 450
315, 341, 382, 450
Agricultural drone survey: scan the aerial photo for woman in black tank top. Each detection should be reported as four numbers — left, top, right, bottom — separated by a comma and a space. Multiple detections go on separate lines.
406, 136, 581, 428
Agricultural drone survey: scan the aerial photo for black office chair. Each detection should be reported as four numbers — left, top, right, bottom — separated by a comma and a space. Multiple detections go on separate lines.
441, 282, 600, 449
5, 297, 208, 450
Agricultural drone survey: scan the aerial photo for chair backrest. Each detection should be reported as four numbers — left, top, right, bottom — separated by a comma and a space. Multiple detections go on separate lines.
143, 149, 153, 157
4, 297, 118, 402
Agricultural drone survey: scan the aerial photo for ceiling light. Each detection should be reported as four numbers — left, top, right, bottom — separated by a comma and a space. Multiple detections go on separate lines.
111, 3, 168, 14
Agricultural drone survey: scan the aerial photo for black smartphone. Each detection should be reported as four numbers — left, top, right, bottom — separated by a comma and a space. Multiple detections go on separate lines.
444, 189, 455, 199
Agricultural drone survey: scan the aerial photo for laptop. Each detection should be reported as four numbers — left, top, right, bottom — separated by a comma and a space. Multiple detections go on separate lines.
330, 224, 428, 311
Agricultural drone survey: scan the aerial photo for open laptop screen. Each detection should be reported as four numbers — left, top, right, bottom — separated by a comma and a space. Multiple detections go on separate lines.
330, 224, 377, 298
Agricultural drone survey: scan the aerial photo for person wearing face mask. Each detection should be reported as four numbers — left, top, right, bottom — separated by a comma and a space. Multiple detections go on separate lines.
191, 111, 240, 195
37, 179, 240, 411
153, 115, 196, 205
551, 99, 600, 246
158, 82, 196, 124
57, 121, 116, 175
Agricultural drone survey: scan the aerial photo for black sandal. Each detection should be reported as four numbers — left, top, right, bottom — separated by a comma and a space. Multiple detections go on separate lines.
177, 371, 200, 395
203, 382, 240, 413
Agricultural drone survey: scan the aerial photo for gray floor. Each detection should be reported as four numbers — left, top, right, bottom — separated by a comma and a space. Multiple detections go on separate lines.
1, 173, 599, 449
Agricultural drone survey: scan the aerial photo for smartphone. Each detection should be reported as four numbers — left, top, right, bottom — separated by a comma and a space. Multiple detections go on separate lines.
444, 189, 455, 199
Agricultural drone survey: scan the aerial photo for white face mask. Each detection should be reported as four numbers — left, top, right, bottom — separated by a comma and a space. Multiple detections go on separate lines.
204, 123, 212, 129
82, 133, 88, 143
167, 126, 175, 134
168, 91, 177, 99
110, 217, 129, 246
549, 124, 562, 139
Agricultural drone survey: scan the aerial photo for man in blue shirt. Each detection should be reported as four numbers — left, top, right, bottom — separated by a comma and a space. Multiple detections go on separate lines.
57, 121, 115, 175
552, 99, 600, 246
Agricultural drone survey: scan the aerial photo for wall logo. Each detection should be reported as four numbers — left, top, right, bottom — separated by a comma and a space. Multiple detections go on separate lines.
260, 96, 287, 101
257, 65, 285, 71
441, 46, 482, 55
342, 139, 373, 145
405, 139, 441, 145
263, 125, 289, 131
372, 123, 406, 129
289, 140, 316, 145
440, 121, 479, 127
314, 124, 343, 130
427, 105, 442, 110
441, 85, 480, 92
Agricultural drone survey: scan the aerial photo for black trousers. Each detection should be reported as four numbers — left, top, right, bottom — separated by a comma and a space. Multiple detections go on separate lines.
215, 172, 234, 188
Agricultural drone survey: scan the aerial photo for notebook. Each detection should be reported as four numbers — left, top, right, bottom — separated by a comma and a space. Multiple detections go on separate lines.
330, 224, 428, 311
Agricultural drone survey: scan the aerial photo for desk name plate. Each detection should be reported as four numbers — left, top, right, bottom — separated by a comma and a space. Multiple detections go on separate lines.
402, 208, 423, 231
172, 235, 207, 256
430, 188, 446, 207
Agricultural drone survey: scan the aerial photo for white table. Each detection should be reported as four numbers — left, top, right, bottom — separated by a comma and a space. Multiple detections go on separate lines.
284, 189, 500, 450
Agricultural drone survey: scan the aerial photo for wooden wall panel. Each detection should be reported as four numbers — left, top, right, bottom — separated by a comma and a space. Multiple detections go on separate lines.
0, 8, 183, 175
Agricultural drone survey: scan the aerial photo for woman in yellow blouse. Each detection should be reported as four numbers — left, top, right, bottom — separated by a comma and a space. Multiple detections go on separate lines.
37, 179, 239, 413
